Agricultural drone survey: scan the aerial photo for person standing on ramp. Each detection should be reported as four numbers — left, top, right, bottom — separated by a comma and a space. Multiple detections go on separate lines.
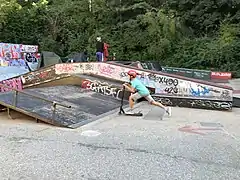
123, 70, 172, 116
96, 37, 104, 62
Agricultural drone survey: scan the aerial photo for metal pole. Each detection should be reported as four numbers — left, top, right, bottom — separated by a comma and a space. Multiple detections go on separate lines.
0, 83, 71, 109
51, 101, 57, 123
13, 91, 18, 107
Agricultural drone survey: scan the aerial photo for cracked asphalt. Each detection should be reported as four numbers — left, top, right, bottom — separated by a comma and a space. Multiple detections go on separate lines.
0, 104, 240, 180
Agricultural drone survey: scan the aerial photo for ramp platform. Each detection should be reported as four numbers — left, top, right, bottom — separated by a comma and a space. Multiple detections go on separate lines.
0, 85, 127, 128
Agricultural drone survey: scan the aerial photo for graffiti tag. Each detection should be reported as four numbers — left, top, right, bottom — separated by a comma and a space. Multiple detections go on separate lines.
0, 77, 22, 92
81, 80, 123, 99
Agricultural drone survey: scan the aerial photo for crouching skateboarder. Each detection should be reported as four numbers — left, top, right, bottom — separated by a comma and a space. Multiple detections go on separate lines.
123, 70, 172, 116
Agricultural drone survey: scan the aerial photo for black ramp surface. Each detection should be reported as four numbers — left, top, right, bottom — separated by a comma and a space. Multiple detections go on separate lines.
0, 85, 126, 128
233, 97, 240, 108
0, 91, 63, 125
26, 85, 126, 127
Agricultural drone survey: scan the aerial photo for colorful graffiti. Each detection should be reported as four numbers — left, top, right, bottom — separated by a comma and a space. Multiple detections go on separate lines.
0, 77, 23, 93
54, 62, 233, 101
97, 64, 118, 77
0, 43, 21, 59
152, 96, 232, 111
0, 43, 39, 70
55, 63, 95, 74
55, 63, 75, 74
0, 57, 26, 67
23, 52, 40, 71
22, 66, 57, 87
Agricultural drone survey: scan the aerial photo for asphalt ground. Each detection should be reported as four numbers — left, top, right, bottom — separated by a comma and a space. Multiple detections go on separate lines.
0, 101, 239, 180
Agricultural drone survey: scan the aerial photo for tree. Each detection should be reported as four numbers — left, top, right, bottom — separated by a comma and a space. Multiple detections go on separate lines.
0, 0, 239, 76
0, 0, 21, 30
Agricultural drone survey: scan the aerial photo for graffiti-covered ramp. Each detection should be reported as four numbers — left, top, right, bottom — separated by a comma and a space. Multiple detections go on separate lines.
0, 85, 125, 128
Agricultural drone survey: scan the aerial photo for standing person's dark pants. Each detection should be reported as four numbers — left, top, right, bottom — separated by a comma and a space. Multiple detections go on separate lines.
96, 41, 104, 62
96, 52, 103, 62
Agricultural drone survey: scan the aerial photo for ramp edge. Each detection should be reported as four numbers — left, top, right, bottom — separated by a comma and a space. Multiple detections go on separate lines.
0, 101, 66, 128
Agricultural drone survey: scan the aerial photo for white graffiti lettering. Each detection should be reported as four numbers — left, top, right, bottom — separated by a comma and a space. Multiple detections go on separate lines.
84, 80, 123, 99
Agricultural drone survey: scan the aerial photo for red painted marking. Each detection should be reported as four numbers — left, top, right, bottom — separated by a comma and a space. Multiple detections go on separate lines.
39, 71, 48, 79
81, 80, 91, 89
178, 125, 221, 135
211, 72, 232, 80
56, 64, 74, 73
98, 64, 115, 76
233, 90, 240, 94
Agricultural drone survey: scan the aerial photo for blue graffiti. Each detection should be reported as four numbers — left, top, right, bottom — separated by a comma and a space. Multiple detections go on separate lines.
9, 59, 26, 67
190, 85, 209, 96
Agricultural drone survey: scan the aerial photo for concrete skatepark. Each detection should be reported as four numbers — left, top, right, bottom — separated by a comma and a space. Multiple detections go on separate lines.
0, 62, 239, 179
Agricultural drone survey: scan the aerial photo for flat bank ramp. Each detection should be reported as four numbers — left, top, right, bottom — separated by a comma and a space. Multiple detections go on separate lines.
0, 85, 125, 128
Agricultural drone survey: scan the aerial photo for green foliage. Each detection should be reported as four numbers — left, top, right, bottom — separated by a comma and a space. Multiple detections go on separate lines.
0, 0, 22, 25
0, 0, 240, 77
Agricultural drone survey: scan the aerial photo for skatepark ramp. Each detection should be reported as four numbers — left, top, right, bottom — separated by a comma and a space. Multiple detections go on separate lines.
0, 61, 236, 128
52, 62, 233, 111
0, 82, 125, 128
0, 83, 72, 127
1, 62, 234, 112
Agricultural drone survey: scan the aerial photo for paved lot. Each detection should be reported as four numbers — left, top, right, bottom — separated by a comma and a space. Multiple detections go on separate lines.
0, 103, 239, 180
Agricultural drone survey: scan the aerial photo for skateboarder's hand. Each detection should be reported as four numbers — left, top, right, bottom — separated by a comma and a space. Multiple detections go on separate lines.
122, 83, 129, 90
122, 83, 128, 87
